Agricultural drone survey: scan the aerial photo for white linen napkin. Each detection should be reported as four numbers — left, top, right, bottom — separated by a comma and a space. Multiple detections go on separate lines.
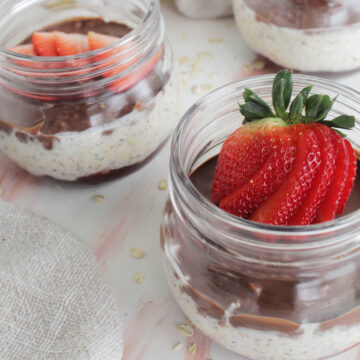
0, 199, 123, 360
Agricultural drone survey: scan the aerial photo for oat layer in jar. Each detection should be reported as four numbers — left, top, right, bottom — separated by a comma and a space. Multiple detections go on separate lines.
161, 74, 360, 360
0, 0, 180, 182
233, 0, 360, 72
174, 0, 233, 19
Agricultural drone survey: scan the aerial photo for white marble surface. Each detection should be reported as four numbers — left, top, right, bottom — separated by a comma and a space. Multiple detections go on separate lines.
0, 0, 359, 359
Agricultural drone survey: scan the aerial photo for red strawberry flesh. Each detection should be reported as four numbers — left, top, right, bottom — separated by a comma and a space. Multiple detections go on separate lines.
335, 139, 357, 216
289, 124, 336, 225
32, 32, 57, 56
314, 131, 350, 223
10, 44, 36, 56
212, 119, 286, 204
54, 32, 90, 56
219, 125, 297, 218
250, 126, 321, 225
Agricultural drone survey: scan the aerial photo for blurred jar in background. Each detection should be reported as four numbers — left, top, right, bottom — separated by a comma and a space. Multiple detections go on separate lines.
174, 0, 233, 19
233, 0, 360, 72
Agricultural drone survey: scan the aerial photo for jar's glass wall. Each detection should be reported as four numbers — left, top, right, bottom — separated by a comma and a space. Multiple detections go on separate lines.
161, 75, 360, 360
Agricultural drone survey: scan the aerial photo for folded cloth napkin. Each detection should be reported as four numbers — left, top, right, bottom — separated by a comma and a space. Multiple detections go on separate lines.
0, 199, 123, 360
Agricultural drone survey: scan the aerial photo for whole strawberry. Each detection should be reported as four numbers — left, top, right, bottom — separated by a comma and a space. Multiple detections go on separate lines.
212, 70, 356, 225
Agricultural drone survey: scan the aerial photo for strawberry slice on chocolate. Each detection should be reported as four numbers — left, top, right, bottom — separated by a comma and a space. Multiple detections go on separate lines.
54, 32, 90, 56
10, 44, 36, 56
32, 32, 57, 56
88, 31, 162, 93
212, 70, 357, 225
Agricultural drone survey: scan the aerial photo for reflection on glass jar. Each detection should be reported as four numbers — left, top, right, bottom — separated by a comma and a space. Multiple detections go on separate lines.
161, 75, 360, 360
174, 0, 233, 19
0, 0, 180, 181
233, 0, 360, 72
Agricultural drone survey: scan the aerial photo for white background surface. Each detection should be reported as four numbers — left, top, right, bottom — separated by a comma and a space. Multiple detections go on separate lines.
1, 0, 359, 359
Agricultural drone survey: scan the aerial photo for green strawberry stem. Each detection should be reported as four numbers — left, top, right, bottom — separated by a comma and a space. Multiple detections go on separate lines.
240, 70, 355, 133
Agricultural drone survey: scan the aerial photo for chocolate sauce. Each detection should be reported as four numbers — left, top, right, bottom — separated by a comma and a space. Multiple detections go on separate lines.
244, 0, 360, 29
175, 155, 360, 334
21, 18, 131, 43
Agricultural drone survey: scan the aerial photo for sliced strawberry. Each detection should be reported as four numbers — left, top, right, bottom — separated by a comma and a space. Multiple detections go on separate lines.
314, 131, 350, 223
211, 119, 287, 204
54, 32, 90, 56
108, 48, 162, 93
335, 139, 356, 216
32, 32, 57, 56
88, 31, 120, 55
219, 126, 297, 218
250, 127, 321, 225
289, 124, 336, 225
10, 44, 36, 56
88, 31, 160, 93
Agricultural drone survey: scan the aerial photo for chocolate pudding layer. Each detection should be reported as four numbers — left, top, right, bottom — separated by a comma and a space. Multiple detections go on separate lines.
242, 0, 360, 29
0, 18, 180, 181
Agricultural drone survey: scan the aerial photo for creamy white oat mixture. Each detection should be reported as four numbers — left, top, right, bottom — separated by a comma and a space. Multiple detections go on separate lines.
163, 253, 360, 360
0, 72, 181, 181
174, 0, 233, 19
233, 0, 360, 72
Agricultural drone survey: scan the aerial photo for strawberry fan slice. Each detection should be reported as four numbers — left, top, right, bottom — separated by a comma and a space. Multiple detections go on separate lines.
211, 70, 357, 226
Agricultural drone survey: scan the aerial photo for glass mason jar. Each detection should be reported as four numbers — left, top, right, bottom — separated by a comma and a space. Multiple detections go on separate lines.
174, 0, 233, 19
0, 0, 180, 182
233, 0, 360, 72
161, 74, 360, 360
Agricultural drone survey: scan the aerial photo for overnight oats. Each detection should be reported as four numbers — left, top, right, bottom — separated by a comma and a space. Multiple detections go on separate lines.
0, 0, 180, 181
233, 0, 360, 72
161, 72, 360, 359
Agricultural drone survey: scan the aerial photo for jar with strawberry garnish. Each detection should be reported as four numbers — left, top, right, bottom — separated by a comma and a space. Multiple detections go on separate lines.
161, 71, 360, 359
0, 0, 180, 181
233, 0, 360, 72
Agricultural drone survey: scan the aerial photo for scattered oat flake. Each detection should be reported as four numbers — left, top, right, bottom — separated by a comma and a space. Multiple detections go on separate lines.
159, 179, 168, 191
134, 101, 144, 111
201, 84, 213, 92
177, 324, 194, 337
130, 246, 146, 259
92, 194, 105, 203
182, 32, 188, 42
134, 272, 144, 284
55, 184, 66, 190
173, 343, 183, 351
252, 60, 266, 70
179, 56, 190, 66
191, 84, 213, 95
209, 37, 223, 44
197, 51, 213, 60
44, 0, 75, 8
188, 344, 197, 355
250, 282, 262, 295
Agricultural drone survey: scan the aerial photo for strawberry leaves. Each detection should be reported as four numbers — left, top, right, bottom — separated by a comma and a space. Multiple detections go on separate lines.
240, 70, 355, 132
241, 88, 274, 123
289, 85, 312, 123
272, 70, 293, 118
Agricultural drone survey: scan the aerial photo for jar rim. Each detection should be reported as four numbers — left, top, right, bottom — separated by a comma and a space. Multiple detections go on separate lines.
171, 73, 360, 247
0, 0, 158, 62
